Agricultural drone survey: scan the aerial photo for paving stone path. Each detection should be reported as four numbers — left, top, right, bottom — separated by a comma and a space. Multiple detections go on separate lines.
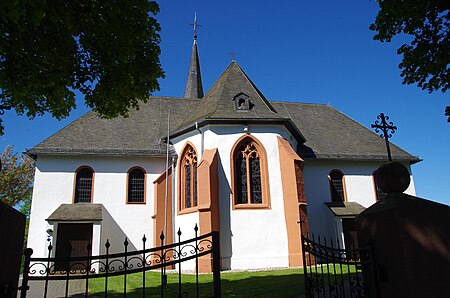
18, 278, 85, 298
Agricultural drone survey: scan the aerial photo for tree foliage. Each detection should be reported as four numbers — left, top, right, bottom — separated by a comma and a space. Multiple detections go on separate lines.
0, 0, 164, 134
370, 0, 449, 121
0, 145, 34, 208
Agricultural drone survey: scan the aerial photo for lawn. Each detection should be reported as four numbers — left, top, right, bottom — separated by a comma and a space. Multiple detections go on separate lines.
88, 268, 306, 297
87, 265, 358, 297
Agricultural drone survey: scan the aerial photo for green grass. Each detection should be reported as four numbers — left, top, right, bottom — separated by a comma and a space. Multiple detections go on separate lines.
87, 265, 358, 297
88, 268, 305, 297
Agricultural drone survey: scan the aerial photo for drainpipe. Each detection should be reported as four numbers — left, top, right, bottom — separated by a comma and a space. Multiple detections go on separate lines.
195, 122, 204, 155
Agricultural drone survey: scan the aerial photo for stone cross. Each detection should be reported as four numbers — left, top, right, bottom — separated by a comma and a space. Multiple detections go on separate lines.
371, 113, 397, 161
228, 51, 236, 61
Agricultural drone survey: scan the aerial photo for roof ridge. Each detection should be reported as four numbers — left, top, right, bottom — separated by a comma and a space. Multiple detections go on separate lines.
231, 61, 278, 114
270, 100, 329, 106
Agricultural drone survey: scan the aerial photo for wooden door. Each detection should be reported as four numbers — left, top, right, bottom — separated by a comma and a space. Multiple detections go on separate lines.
55, 223, 93, 270
342, 218, 359, 251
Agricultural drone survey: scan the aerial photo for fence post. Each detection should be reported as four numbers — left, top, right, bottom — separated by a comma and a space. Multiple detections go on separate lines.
19, 248, 33, 298
299, 217, 308, 297
211, 232, 221, 297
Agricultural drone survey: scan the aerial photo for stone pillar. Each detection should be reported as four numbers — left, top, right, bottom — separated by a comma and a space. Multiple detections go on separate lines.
356, 162, 450, 297
0, 201, 26, 298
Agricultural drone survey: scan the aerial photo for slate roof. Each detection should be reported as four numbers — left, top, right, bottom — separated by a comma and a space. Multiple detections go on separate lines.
184, 40, 204, 99
27, 62, 420, 163
27, 97, 198, 157
325, 202, 367, 218
171, 61, 305, 142
273, 102, 419, 162
47, 204, 103, 221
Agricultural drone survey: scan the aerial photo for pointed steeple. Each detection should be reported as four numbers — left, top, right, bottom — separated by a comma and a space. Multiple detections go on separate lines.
184, 13, 204, 99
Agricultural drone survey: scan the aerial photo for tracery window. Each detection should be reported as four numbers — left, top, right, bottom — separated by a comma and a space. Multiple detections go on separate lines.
329, 169, 345, 202
372, 169, 386, 201
179, 144, 198, 210
232, 136, 270, 208
127, 167, 146, 203
74, 167, 94, 203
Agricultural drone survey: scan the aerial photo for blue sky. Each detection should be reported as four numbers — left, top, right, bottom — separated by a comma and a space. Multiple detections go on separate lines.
1, 0, 448, 205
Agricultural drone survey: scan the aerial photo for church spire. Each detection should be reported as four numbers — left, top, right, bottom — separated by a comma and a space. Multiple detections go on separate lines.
184, 13, 204, 99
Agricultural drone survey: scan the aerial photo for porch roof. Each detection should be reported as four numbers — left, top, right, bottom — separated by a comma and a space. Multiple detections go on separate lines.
325, 201, 366, 218
46, 204, 103, 222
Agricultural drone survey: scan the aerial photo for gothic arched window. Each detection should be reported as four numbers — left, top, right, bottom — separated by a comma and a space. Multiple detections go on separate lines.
329, 169, 345, 202
231, 136, 270, 208
179, 143, 198, 211
127, 167, 146, 203
74, 166, 94, 203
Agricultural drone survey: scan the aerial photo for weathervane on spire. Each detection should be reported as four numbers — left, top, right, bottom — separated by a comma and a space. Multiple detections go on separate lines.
191, 12, 201, 41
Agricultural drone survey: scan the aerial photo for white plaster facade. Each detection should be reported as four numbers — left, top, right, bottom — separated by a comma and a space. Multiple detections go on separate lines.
303, 160, 416, 241
28, 123, 418, 271
28, 155, 166, 260
172, 124, 296, 270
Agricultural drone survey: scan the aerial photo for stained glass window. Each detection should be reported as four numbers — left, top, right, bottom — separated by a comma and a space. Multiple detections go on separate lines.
128, 168, 145, 203
233, 138, 265, 205
180, 144, 198, 210
185, 165, 191, 208
75, 168, 93, 203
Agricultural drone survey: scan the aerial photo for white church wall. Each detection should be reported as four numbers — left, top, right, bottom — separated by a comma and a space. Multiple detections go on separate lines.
303, 159, 416, 240
28, 155, 166, 259
28, 162, 75, 258
172, 124, 295, 270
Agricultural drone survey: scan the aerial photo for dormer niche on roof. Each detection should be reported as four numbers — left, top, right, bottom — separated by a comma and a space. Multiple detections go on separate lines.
233, 92, 254, 111
184, 13, 204, 100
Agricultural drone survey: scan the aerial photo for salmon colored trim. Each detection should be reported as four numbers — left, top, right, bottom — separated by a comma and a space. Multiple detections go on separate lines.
126, 166, 147, 204
177, 142, 199, 214
153, 166, 173, 248
372, 170, 386, 202
197, 148, 220, 273
230, 134, 271, 210
277, 136, 306, 267
72, 166, 95, 204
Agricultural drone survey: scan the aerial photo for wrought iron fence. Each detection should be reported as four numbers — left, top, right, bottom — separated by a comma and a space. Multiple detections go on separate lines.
300, 224, 377, 297
19, 225, 221, 298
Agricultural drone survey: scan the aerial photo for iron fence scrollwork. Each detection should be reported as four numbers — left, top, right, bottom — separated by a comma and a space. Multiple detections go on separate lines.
300, 220, 378, 298
19, 225, 221, 298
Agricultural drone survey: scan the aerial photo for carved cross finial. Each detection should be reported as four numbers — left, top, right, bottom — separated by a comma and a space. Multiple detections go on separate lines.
371, 113, 397, 161
228, 50, 236, 61
191, 12, 201, 41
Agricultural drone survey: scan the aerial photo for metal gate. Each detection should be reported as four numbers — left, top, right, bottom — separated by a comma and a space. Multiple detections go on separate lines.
301, 227, 377, 297
19, 225, 221, 297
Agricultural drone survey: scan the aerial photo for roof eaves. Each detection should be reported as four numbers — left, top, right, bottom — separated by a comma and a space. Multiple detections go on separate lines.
26, 147, 177, 158
166, 117, 306, 144
300, 153, 422, 163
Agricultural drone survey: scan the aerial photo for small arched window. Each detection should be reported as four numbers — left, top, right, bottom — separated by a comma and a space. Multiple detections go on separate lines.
128, 167, 146, 203
372, 169, 386, 201
328, 169, 345, 202
231, 136, 270, 208
179, 143, 198, 211
74, 167, 94, 203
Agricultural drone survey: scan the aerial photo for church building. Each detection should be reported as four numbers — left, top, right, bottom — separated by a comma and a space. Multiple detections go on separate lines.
26, 27, 420, 271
